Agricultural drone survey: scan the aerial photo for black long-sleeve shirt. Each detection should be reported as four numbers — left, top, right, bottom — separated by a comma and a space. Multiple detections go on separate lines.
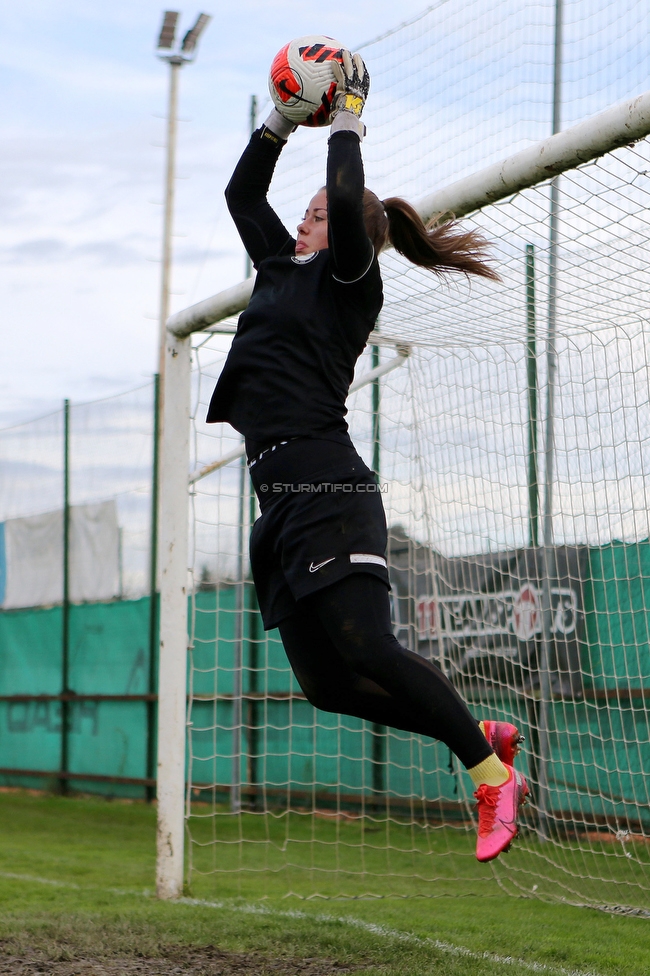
206, 127, 383, 454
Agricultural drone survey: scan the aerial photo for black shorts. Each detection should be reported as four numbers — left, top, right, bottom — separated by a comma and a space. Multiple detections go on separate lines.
248, 437, 390, 629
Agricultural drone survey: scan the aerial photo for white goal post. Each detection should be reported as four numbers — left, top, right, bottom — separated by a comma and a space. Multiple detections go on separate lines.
156, 90, 650, 899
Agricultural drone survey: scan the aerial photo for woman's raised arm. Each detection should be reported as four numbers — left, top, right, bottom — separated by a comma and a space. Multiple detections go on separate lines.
326, 127, 374, 282
326, 52, 374, 283
225, 110, 296, 269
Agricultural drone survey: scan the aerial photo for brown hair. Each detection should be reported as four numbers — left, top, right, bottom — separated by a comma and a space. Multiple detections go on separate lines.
362, 189, 499, 281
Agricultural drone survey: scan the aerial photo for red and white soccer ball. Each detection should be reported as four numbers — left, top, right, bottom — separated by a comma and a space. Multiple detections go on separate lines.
268, 35, 345, 127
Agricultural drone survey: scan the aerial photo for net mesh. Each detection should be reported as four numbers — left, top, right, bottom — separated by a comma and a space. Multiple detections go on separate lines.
185, 1, 650, 912
261, 0, 648, 249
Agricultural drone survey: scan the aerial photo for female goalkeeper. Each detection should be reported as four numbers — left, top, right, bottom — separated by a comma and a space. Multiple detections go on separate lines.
207, 51, 528, 862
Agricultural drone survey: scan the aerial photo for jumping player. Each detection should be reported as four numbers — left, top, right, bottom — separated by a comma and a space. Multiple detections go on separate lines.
207, 50, 528, 861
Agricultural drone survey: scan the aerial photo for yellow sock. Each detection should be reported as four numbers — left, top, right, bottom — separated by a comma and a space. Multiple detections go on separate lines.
468, 753, 510, 788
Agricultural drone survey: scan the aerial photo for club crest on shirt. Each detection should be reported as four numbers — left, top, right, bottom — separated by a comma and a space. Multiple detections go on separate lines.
291, 251, 319, 265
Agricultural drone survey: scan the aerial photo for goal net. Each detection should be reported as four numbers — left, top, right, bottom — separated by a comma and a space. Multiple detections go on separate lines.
157, 3, 650, 914
183, 130, 650, 912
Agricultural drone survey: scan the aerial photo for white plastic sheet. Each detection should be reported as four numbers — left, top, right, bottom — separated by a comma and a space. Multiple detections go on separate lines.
1, 500, 119, 609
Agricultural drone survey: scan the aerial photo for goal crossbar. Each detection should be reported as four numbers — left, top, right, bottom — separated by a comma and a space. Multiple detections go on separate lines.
167, 90, 650, 340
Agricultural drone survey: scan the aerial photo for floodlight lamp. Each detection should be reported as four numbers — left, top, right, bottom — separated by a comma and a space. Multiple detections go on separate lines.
158, 10, 180, 49
181, 13, 211, 54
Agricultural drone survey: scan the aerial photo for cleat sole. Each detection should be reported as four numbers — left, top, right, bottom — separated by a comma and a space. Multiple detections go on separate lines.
511, 733, 525, 758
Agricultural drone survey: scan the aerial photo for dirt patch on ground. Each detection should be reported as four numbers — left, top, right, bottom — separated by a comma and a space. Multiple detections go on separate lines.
0, 945, 369, 975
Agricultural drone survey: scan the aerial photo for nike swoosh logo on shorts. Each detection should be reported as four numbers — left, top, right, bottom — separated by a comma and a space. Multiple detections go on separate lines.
309, 557, 336, 573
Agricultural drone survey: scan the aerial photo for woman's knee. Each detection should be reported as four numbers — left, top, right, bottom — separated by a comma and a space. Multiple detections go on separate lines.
301, 682, 347, 714
286, 666, 344, 713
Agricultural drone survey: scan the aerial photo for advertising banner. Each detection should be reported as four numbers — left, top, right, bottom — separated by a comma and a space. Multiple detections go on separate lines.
388, 527, 587, 699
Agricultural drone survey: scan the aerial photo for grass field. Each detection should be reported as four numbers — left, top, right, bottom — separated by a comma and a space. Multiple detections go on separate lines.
2, 790, 650, 975
187, 802, 650, 908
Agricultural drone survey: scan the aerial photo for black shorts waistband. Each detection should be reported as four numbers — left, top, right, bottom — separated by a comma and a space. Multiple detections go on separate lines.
248, 436, 369, 509
247, 437, 299, 469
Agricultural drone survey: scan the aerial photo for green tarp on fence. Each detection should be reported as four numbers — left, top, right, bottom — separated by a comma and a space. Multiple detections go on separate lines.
1, 541, 649, 824
0, 596, 153, 797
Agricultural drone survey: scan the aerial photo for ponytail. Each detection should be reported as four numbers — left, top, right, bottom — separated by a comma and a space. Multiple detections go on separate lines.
363, 190, 499, 281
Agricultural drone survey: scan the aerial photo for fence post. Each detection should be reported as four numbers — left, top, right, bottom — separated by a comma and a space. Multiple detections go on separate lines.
60, 398, 71, 794
526, 245, 539, 549
370, 343, 386, 803
156, 335, 191, 899
538, 0, 564, 842
147, 374, 161, 802
231, 453, 246, 814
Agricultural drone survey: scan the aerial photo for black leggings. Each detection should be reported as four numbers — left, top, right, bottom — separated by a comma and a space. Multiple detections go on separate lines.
278, 574, 493, 770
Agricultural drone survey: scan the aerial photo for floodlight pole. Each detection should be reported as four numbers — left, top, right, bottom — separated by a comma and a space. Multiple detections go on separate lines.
158, 57, 181, 386
154, 10, 211, 901
155, 11, 211, 403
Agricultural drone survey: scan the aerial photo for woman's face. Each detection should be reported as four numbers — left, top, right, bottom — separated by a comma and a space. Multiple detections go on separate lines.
295, 189, 328, 256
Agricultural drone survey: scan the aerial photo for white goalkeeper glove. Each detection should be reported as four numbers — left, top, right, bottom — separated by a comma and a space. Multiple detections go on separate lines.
263, 108, 296, 142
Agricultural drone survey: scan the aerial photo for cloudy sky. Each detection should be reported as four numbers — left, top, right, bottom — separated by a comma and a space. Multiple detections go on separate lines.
0, 0, 445, 423
2, 0, 646, 425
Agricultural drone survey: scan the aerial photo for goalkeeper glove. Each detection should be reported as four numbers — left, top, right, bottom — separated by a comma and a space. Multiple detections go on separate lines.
262, 108, 296, 143
332, 51, 370, 117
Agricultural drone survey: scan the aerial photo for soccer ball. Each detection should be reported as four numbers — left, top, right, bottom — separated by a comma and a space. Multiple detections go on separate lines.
268, 35, 345, 127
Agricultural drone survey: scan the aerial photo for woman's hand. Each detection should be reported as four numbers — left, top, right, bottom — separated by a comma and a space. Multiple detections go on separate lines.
263, 108, 297, 142
331, 51, 370, 119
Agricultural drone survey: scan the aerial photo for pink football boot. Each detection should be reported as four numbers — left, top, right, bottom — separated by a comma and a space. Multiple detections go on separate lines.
474, 764, 529, 862
479, 720, 525, 767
